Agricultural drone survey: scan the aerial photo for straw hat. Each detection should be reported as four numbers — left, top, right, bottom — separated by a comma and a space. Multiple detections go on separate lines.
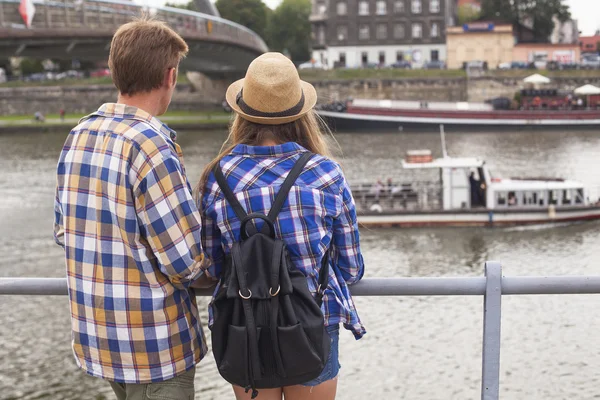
225, 52, 318, 125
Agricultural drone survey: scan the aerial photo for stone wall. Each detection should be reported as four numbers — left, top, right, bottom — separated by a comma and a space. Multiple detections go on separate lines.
4, 75, 600, 116
0, 82, 223, 116
310, 78, 467, 103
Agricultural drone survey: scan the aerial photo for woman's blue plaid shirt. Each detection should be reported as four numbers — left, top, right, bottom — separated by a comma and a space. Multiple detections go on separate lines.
200, 142, 366, 339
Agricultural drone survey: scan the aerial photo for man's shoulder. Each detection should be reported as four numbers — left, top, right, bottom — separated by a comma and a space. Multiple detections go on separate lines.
74, 115, 174, 158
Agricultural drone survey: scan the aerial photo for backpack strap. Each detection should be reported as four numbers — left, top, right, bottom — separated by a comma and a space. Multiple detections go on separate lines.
214, 163, 259, 236
266, 152, 314, 222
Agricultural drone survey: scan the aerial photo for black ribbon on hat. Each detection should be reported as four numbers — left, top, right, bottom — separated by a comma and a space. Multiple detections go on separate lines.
236, 89, 305, 118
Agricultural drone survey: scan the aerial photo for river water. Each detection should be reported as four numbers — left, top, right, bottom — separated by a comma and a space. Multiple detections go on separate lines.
1, 128, 600, 400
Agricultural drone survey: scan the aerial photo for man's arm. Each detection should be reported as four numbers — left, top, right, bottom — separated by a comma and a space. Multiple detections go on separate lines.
133, 149, 208, 290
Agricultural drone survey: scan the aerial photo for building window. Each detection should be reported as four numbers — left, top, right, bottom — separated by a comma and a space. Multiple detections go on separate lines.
412, 22, 422, 38
358, 1, 369, 15
361, 51, 368, 64
379, 51, 386, 65
317, 25, 325, 45
359, 24, 370, 40
337, 25, 348, 41
339, 52, 346, 66
393, 0, 404, 12
376, 23, 388, 39
430, 0, 440, 13
376, 0, 387, 14
411, 0, 421, 13
393, 23, 405, 39
396, 51, 404, 61
431, 49, 439, 61
316, 3, 327, 15
431, 22, 439, 38
337, 1, 347, 15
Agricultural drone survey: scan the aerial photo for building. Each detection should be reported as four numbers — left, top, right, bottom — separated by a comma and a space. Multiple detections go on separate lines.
580, 35, 600, 54
310, 0, 448, 69
549, 17, 578, 45
513, 43, 580, 67
446, 22, 514, 69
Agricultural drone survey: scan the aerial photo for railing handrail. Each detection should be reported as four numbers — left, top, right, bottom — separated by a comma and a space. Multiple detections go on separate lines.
0, 0, 269, 53
3, 275, 600, 296
2, 262, 600, 400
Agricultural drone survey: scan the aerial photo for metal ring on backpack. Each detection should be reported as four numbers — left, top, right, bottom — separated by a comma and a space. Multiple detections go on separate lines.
269, 286, 281, 297
239, 288, 252, 299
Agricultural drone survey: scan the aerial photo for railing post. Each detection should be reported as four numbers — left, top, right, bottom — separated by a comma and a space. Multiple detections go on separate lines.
481, 261, 502, 400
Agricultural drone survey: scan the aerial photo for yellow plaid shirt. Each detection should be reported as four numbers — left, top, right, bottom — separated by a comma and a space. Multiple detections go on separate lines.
54, 103, 208, 383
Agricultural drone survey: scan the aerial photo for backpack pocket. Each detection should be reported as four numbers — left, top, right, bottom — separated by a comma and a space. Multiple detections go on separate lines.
277, 323, 324, 377
219, 325, 262, 385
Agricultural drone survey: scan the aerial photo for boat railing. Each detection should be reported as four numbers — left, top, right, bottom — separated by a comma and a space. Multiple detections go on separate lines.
2, 262, 600, 400
352, 181, 443, 211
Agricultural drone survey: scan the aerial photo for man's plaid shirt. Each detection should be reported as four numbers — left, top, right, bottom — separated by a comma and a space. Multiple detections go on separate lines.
201, 142, 366, 339
54, 103, 207, 383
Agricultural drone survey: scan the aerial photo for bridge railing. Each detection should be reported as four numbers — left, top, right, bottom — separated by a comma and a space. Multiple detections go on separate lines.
2, 262, 600, 399
0, 0, 268, 53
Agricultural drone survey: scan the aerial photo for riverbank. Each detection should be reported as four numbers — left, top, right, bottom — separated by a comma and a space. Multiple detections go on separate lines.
0, 111, 231, 134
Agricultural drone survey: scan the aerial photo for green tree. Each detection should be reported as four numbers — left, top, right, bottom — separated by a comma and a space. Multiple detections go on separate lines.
457, 4, 481, 25
19, 58, 44, 75
165, 1, 196, 11
480, 0, 570, 42
215, 0, 271, 40
266, 0, 311, 62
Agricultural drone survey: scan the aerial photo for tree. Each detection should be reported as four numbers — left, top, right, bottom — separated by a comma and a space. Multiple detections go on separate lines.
457, 4, 481, 25
215, 0, 271, 40
266, 0, 311, 62
480, 0, 570, 42
165, 1, 196, 11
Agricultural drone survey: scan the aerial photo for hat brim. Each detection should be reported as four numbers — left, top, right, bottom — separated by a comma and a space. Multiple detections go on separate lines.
225, 78, 318, 125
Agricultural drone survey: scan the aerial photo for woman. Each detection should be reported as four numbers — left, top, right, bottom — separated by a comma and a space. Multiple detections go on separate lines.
197, 53, 365, 400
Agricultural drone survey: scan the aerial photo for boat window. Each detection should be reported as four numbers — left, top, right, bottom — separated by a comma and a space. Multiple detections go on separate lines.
507, 191, 517, 206
496, 192, 507, 206
575, 188, 584, 204
548, 190, 559, 205
562, 189, 572, 205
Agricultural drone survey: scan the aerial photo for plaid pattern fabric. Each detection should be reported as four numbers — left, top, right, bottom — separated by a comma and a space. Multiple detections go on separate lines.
54, 103, 208, 384
201, 142, 366, 339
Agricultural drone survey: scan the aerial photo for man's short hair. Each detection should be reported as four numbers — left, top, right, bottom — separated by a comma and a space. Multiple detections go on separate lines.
108, 17, 189, 96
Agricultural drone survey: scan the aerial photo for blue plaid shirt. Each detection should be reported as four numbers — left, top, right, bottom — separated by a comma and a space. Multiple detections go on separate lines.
54, 104, 208, 383
200, 142, 366, 339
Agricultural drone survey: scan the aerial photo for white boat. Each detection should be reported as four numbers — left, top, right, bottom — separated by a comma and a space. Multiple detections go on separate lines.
353, 135, 600, 228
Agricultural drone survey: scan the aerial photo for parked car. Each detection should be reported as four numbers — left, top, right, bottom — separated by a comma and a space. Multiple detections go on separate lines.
463, 60, 488, 70
90, 68, 111, 78
361, 62, 380, 69
511, 61, 536, 70
581, 54, 600, 69
498, 62, 512, 70
547, 61, 580, 71
298, 61, 326, 70
423, 60, 446, 69
390, 60, 412, 69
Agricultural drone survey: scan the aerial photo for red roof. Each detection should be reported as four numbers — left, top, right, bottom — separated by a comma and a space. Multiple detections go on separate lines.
580, 36, 600, 53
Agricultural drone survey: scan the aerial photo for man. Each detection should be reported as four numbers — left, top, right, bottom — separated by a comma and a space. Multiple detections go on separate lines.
54, 18, 209, 399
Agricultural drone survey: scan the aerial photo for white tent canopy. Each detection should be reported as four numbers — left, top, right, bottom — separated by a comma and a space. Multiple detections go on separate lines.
574, 84, 600, 95
523, 74, 551, 84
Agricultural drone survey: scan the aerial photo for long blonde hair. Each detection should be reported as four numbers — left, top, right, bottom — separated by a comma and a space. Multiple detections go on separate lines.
195, 110, 337, 206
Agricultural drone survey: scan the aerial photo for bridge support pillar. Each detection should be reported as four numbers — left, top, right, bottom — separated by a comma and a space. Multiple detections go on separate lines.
186, 71, 230, 104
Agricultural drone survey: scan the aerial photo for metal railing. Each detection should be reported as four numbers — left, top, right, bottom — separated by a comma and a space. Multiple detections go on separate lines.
0, 0, 268, 53
2, 261, 600, 400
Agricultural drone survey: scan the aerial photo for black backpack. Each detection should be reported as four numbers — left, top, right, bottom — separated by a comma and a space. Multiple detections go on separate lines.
211, 152, 331, 398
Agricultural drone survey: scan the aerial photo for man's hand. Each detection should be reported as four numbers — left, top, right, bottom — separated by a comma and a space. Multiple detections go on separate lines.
190, 273, 217, 289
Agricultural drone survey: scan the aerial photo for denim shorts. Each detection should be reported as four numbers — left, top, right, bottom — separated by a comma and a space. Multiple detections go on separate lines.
302, 324, 340, 387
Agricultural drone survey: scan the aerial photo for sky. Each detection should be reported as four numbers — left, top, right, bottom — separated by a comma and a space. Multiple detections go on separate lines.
142, 0, 600, 36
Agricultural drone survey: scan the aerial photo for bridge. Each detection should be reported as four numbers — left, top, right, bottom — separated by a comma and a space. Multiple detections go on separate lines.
3, 262, 600, 400
0, 0, 268, 76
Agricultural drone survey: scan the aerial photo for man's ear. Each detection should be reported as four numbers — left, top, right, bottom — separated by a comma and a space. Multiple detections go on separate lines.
164, 67, 177, 89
